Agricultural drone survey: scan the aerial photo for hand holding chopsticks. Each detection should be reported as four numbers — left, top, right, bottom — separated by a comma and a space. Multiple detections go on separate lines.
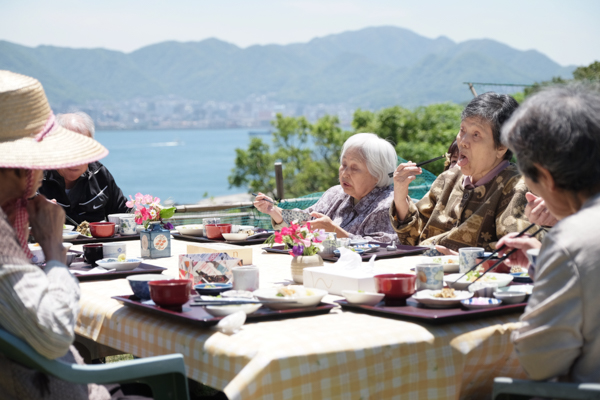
388, 155, 446, 178
467, 227, 544, 288
449, 223, 536, 289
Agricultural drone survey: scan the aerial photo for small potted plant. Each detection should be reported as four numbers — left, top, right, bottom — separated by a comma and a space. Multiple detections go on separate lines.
127, 193, 176, 259
266, 221, 327, 283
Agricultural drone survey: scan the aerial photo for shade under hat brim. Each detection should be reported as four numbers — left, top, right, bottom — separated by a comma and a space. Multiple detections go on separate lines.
0, 124, 108, 170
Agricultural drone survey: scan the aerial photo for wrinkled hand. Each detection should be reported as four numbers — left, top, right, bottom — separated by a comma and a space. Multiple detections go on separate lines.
27, 195, 66, 264
392, 162, 422, 192
309, 212, 336, 232
435, 245, 458, 256
525, 192, 558, 227
253, 192, 275, 214
495, 232, 542, 269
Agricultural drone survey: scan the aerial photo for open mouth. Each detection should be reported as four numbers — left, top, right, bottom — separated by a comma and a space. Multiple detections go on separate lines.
341, 181, 352, 188
457, 153, 469, 167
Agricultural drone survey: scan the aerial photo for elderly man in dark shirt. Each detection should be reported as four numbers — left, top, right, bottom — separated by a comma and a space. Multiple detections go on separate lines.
39, 112, 129, 223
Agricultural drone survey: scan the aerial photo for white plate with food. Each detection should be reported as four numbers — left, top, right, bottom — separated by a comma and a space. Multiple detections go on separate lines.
444, 272, 513, 290
253, 286, 327, 310
63, 224, 76, 232
412, 289, 473, 308
96, 257, 142, 271
430, 255, 460, 273
175, 225, 204, 236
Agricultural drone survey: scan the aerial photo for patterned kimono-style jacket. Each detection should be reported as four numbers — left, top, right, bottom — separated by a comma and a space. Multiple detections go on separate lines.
389, 164, 543, 251
275, 185, 397, 243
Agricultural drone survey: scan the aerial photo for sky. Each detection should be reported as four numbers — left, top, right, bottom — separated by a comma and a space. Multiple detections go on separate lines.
1, 0, 599, 67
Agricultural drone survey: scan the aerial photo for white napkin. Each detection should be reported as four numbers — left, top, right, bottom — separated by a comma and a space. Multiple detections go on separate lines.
215, 310, 246, 334
71, 266, 115, 275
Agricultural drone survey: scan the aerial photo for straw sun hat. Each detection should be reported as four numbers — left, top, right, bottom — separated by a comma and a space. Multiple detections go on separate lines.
0, 70, 108, 169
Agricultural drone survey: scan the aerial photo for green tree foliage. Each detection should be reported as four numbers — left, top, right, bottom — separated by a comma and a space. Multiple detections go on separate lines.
229, 102, 463, 196
572, 61, 600, 81
354, 103, 462, 175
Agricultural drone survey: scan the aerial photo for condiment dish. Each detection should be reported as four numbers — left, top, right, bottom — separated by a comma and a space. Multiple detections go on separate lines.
341, 290, 384, 306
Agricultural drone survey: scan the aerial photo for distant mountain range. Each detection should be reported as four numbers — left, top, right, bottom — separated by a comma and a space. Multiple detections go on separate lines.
0, 26, 576, 108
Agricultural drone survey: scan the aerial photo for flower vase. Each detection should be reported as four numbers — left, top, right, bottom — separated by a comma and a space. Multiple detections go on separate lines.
140, 221, 171, 259
291, 254, 323, 284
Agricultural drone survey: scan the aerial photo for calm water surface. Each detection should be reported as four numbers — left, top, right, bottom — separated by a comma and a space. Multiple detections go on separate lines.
96, 129, 257, 204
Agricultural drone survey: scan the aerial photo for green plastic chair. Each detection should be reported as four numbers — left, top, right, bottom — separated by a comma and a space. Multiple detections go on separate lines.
493, 377, 600, 399
0, 328, 189, 400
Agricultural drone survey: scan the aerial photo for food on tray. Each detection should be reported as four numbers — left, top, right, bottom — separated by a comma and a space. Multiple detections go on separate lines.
432, 257, 458, 264
76, 221, 91, 237
432, 288, 456, 298
275, 285, 315, 298
510, 265, 523, 273
465, 269, 497, 282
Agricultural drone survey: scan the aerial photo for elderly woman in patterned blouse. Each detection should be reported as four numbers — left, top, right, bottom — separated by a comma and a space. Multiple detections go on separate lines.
254, 133, 398, 243
390, 92, 542, 253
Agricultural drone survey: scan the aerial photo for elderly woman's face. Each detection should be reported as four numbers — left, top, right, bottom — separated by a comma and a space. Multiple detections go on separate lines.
338, 148, 378, 202
456, 117, 507, 183
57, 164, 88, 185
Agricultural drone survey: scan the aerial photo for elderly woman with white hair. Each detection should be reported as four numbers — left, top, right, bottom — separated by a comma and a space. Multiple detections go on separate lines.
254, 133, 398, 243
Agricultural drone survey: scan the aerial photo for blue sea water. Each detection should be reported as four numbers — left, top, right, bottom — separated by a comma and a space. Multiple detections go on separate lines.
95, 129, 258, 204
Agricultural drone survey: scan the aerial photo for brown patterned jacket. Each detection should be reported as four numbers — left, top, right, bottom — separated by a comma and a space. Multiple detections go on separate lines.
389, 164, 543, 251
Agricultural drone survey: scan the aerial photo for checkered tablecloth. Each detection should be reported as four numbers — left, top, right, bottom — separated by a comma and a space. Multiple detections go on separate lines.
74, 240, 527, 400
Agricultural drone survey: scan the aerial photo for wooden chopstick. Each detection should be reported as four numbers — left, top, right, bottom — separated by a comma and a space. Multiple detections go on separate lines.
466, 227, 544, 288
451, 223, 536, 287
387, 155, 446, 177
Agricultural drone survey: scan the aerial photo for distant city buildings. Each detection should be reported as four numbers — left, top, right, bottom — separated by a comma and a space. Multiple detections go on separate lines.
54, 94, 357, 130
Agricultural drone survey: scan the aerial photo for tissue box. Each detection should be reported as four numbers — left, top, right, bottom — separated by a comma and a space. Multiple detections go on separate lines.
179, 253, 242, 286
186, 243, 252, 265
303, 266, 377, 295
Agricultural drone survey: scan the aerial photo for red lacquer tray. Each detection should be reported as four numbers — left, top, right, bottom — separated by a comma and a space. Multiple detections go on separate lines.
113, 295, 336, 327
172, 232, 270, 246
336, 298, 526, 324
63, 233, 140, 244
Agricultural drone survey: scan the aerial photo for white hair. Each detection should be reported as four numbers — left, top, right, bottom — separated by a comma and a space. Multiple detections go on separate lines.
340, 133, 397, 187
56, 112, 95, 138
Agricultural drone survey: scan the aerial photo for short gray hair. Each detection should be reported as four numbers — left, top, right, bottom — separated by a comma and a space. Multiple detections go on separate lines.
340, 133, 397, 187
501, 84, 600, 193
56, 112, 95, 138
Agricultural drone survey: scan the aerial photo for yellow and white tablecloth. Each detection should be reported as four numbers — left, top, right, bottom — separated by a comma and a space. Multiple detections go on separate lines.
74, 239, 527, 400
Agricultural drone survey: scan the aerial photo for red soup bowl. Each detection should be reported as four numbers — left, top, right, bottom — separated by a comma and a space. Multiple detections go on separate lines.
375, 273, 417, 305
205, 223, 232, 240
148, 279, 192, 308
89, 222, 116, 238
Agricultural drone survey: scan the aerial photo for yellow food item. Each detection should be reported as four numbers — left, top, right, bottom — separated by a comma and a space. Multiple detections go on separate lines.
118, 253, 126, 262
433, 288, 456, 298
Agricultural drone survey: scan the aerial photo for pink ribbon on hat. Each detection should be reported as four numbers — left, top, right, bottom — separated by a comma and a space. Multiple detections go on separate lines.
13, 113, 56, 259
35, 112, 55, 142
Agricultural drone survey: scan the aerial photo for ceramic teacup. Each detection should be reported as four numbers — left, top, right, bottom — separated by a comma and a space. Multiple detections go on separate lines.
103, 243, 126, 259
459, 247, 485, 274
83, 244, 103, 266
108, 213, 133, 234
120, 216, 137, 235
415, 263, 444, 291
232, 265, 259, 292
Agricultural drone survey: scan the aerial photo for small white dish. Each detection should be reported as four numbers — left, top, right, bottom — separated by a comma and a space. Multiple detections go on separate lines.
221, 290, 254, 299
493, 291, 526, 304
96, 257, 142, 271
349, 239, 369, 246
63, 225, 75, 232
499, 284, 533, 295
253, 287, 327, 310
444, 272, 513, 290
460, 297, 503, 310
175, 224, 204, 236
204, 303, 261, 317
63, 231, 81, 240
412, 289, 473, 308
341, 290, 384, 306
430, 255, 460, 273
222, 233, 249, 241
